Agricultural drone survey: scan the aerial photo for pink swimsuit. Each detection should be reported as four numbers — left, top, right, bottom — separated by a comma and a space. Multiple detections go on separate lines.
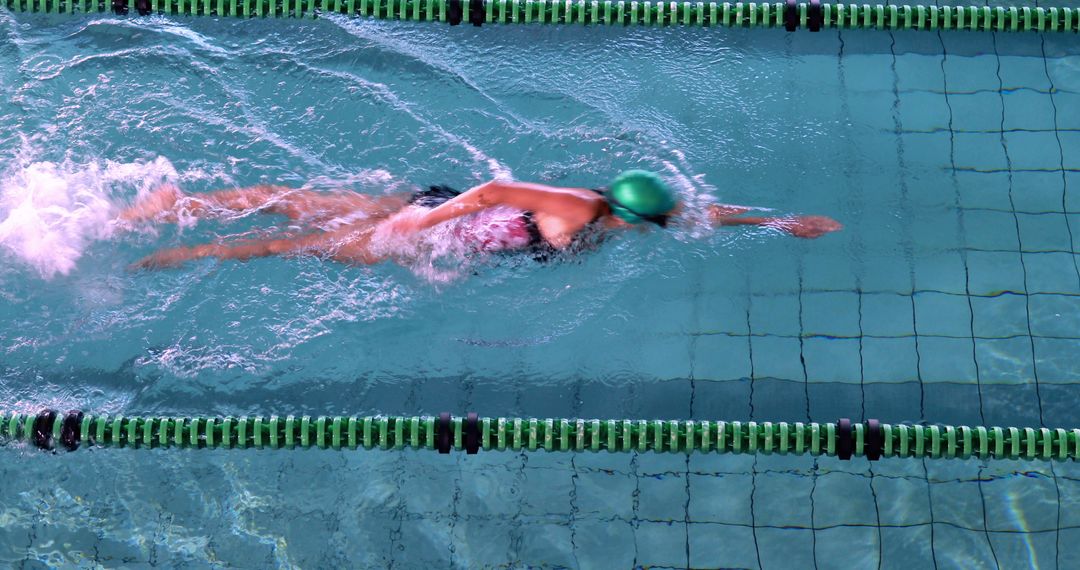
450, 207, 538, 253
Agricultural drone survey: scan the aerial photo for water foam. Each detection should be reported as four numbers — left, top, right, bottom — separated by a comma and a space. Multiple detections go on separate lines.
0, 156, 177, 279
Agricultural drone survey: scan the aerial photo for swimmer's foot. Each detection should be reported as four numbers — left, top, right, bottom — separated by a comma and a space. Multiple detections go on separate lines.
765, 215, 843, 239
119, 184, 184, 224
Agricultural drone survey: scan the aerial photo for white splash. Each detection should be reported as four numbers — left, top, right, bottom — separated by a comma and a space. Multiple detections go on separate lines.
366, 205, 533, 283
0, 156, 177, 279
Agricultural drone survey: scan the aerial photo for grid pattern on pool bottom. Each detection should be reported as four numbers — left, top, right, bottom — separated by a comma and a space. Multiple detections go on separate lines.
305, 26, 1080, 435
585, 27, 1080, 430
3, 450, 1079, 569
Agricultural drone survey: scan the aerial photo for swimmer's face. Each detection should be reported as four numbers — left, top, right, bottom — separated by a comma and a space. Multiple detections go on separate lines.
602, 199, 679, 229
603, 212, 671, 230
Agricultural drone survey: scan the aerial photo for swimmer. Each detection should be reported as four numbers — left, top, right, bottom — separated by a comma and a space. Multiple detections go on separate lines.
122, 170, 842, 269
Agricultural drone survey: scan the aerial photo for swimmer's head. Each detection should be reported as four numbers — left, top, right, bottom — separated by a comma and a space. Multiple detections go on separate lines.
604, 170, 677, 227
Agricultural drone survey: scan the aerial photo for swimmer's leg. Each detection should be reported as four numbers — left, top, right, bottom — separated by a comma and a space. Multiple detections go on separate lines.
280, 191, 408, 223
119, 183, 184, 223
118, 183, 276, 224
121, 184, 408, 224
130, 226, 384, 269
205, 185, 404, 221
121, 184, 298, 222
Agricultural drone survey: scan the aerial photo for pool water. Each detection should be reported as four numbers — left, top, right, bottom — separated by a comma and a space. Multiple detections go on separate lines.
2, 8, 1080, 568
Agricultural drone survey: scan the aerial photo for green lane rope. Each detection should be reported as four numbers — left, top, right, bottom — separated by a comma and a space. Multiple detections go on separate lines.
1, 0, 1077, 33
3, 409, 1078, 462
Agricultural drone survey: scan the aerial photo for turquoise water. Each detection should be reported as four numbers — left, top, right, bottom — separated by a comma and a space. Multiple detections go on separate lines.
2, 9, 1080, 568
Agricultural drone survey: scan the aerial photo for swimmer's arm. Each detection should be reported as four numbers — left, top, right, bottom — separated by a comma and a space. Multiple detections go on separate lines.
708, 205, 843, 239
415, 181, 598, 230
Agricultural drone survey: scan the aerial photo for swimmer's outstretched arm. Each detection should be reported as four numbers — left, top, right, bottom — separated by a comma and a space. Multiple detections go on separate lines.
708, 204, 842, 239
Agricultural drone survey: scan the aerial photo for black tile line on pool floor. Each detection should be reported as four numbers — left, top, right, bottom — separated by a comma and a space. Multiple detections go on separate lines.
742, 271, 767, 568
506, 339, 532, 565
1040, 43, 1080, 293
491, 341, 535, 566
387, 349, 423, 569
793, 29, 822, 567
799, 253, 825, 570
448, 360, 482, 567
953, 168, 1080, 176
689, 287, 1080, 299
569, 372, 586, 566
959, 208, 1080, 219
853, 30, 888, 568
902, 127, 1080, 135
994, 24, 1066, 566
684, 233, 704, 568
994, 35, 1048, 433
1042, 21, 1074, 569
740, 319, 1071, 339
748, 276, 772, 569
344, 509, 1080, 539
973, 26, 1008, 570
902, 86, 1080, 98
892, 26, 944, 570
819, 246, 1076, 258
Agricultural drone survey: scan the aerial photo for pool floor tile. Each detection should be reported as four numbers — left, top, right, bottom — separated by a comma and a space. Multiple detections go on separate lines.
1005, 130, 1068, 172
749, 336, 806, 383
753, 527, 815, 570
695, 334, 752, 382
914, 291, 974, 337
880, 526, 935, 570
1002, 88, 1057, 132
862, 337, 921, 383
689, 523, 760, 569
815, 525, 882, 570
974, 337, 1036, 385
803, 338, 863, 383
688, 473, 753, 526
917, 337, 979, 383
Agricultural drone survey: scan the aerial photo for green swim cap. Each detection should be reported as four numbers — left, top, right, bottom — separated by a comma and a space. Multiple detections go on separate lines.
605, 170, 677, 226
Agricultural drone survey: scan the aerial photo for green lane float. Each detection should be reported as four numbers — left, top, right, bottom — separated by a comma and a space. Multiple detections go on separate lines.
3, 409, 1078, 462
1, 0, 1078, 34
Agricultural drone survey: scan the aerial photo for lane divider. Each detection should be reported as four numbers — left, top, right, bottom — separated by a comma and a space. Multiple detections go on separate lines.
3, 409, 1076, 462
3, 0, 1077, 34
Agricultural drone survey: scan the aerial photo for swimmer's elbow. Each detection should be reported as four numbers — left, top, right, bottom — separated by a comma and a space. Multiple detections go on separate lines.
474, 181, 503, 207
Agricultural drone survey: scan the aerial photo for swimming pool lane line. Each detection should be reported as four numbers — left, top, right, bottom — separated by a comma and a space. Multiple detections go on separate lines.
3, 0, 1078, 34
3, 409, 1078, 463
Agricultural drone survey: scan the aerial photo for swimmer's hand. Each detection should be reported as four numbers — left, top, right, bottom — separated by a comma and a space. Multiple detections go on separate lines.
710, 209, 842, 239
764, 215, 843, 239
129, 244, 219, 270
